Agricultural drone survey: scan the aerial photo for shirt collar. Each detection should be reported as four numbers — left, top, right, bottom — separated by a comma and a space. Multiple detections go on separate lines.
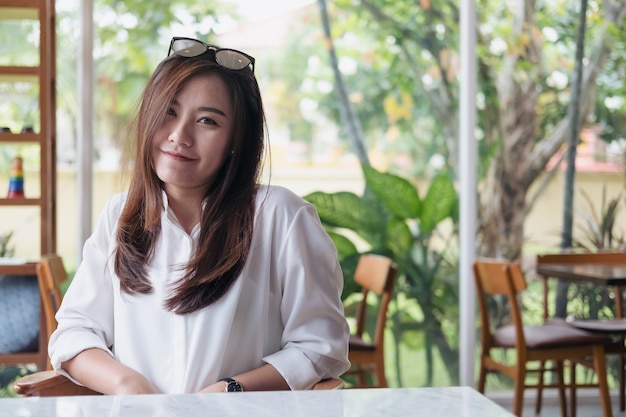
161, 190, 202, 237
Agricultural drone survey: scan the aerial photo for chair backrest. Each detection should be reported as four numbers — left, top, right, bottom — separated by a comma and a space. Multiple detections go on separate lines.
473, 258, 527, 348
36, 254, 67, 348
537, 251, 626, 265
353, 254, 397, 346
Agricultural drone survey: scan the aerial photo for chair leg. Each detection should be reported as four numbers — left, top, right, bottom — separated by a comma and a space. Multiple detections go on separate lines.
513, 364, 526, 417
592, 345, 613, 417
617, 352, 626, 411
477, 360, 487, 393
375, 355, 387, 388
356, 366, 367, 387
569, 361, 576, 417
552, 360, 566, 417
535, 360, 545, 415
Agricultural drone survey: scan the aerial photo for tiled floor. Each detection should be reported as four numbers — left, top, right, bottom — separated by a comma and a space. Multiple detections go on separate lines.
488, 390, 625, 416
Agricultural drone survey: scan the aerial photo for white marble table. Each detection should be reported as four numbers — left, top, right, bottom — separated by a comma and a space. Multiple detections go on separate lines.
0, 387, 513, 417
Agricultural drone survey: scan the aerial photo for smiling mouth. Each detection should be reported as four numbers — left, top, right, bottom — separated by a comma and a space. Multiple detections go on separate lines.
163, 150, 194, 161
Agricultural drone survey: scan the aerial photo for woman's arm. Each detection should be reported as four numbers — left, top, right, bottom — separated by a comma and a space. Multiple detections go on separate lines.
62, 348, 160, 395
199, 364, 288, 393
49, 195, 122, 371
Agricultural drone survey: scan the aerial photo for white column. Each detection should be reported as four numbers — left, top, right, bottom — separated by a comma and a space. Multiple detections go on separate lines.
77, 0, 94, 264
459, 0, 477, 387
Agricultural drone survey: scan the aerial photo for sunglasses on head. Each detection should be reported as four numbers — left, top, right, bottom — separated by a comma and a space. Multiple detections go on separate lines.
167, 37, 255, 73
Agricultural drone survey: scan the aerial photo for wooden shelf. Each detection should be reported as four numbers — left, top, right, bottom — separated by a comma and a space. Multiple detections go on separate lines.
0, 66, 38, 76
0, 0, 39, 8
0, 0, 55, 371
0, 67, 39, 84
0, 0, 55, 258
0, 132, 40, 143
0, 7, 38, 20
0, 262, 37, 275
0, 198, 42, 206
0, 138, 40, 146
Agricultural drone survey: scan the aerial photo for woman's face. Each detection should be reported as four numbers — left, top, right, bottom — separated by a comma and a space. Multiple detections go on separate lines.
152, 73, 234, 196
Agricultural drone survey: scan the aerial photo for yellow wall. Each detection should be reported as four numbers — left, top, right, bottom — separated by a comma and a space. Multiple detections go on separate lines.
526, 170, 626, 251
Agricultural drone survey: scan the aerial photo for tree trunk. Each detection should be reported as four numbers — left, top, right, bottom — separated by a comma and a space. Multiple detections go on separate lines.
479, 0, 541, 258
317, 0, 370, 166
479, 0, 626, 259
556, 0, 589, 318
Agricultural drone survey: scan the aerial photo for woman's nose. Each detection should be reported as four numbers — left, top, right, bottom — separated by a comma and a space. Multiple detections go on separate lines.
168, 120, 192, 147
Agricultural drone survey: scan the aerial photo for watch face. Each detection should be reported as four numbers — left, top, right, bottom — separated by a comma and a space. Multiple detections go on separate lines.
226, 380, 243, 392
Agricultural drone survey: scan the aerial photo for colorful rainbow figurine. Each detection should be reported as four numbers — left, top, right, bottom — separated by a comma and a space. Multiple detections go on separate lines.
7, 156, 25, 198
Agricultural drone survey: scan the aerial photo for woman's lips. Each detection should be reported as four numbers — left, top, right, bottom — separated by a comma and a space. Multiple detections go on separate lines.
163, 150, 194, 161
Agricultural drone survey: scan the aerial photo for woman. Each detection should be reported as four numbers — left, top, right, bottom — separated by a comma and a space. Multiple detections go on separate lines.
49, 37, 350, 394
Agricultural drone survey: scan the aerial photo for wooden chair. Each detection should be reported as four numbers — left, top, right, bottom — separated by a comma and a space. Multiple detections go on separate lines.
474, 258, 613, 417
35, 254, 68, 371
345, 254, 397, 388
537, 251, 626, 413
0, 273, 47, 371
0, 255, 67, 371
13, 371, 344, 396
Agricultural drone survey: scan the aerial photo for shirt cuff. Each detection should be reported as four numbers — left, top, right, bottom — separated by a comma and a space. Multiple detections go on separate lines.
263, 346, 350, 390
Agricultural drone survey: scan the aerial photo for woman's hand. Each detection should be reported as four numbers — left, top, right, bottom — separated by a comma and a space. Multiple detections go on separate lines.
199, 380, 229, 393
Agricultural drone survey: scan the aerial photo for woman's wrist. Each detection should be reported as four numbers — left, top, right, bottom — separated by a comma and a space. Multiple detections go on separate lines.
220, 377, 243, 392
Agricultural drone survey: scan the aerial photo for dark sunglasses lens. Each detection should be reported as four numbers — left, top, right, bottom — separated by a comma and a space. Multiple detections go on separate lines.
171, 39, 207, 57
215, 50, 251, 70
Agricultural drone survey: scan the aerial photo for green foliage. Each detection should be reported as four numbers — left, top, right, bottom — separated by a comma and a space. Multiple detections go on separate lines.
573, 186, 625, 251
0, 231, 15, 258
305, 165, 461, 384
0, 366, 31, 398
278, 0, 626, 186
53, 0, 235, 154
305, 165, 457, 256
0, 19, 39, 134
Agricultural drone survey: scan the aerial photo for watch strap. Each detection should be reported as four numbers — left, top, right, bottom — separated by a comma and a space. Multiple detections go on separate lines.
220, 377, 243, 392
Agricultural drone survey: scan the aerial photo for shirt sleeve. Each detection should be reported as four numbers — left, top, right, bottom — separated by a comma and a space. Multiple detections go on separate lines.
48, 195, 120, 379
262, 199, 351, 390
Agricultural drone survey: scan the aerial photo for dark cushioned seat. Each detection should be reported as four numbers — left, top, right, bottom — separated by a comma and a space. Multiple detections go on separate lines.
492, 323, 610, 349
0, 275, 39, 353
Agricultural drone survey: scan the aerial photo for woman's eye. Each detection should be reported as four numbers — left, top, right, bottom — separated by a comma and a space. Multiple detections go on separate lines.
199, 117, 217, 126
166, 108, 176, 117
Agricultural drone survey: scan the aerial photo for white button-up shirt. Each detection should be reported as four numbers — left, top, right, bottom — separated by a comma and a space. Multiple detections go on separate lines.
49, 185, 350, 393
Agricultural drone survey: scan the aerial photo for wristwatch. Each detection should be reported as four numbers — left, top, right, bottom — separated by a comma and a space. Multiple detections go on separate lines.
220, 377, 243, 392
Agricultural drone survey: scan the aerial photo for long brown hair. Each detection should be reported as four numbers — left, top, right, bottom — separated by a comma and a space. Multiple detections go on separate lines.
114, 54, 265, 314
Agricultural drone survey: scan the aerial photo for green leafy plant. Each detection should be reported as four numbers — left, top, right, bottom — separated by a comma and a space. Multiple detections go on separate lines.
573, 187, 625, 251
304, 165, 460, 385
569, 187, 626, 320
0, 231, 15, 258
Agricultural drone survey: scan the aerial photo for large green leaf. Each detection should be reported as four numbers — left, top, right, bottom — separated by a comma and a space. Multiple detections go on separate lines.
385, 218, 414, 261
419, 173, 458, 236
337, 252, 362, 300
305, 190, 390, 241
363, 165, 421, 220
305, 191, 365, 230
326, 230, 358, 260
